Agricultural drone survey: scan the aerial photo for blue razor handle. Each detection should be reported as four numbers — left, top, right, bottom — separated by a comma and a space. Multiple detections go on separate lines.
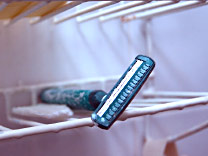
40, 89, 107, 111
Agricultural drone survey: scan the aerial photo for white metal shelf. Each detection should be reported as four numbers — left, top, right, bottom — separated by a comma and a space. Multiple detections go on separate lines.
0, 1, 207, 25
0, 95, 207, 141
0, 72, 208, 140
0, 75, 208, 140
122, 1, 208, 22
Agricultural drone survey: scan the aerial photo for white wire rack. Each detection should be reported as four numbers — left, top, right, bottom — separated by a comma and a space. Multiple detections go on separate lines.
30, 1, 83, 24
53, 1, 118, 24
0, 1, 207, 25
4, 1, 48, 26
0, 75, 207, 141
0, 97, 208, 141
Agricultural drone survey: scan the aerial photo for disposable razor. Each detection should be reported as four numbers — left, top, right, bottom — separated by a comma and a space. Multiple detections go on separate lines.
91, 55, 155, 129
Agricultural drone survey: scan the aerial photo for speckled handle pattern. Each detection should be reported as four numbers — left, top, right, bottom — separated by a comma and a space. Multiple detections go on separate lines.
40, 88, 106, 111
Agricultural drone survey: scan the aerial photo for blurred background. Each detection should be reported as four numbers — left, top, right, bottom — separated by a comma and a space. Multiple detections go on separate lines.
0, 1, 208, 156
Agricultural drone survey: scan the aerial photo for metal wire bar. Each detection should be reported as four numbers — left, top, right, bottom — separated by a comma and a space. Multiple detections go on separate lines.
0, 117, 93, 141
77, 1, 149, 23
168, 120, 208, 143
54, 1, 117, 24
120, 96, 208, 121
30, 1, 83, 24
143, 91, 208, 98
5, 1, 48, 26
0, 96, 207, 141
122, 1, 208, 22
9, 117, 45, 127
99, 1, 177, 22
0, 125, 11, 131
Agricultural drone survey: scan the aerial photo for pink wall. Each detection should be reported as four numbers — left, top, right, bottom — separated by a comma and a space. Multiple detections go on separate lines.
0, 4, 208, 156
